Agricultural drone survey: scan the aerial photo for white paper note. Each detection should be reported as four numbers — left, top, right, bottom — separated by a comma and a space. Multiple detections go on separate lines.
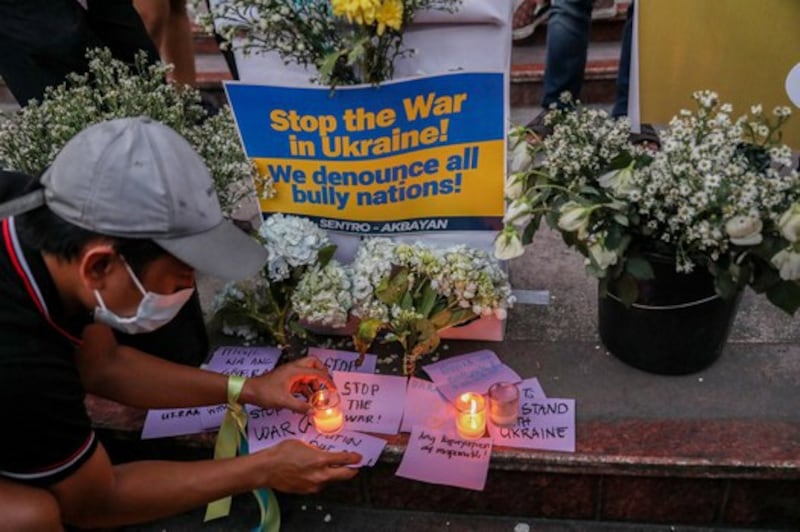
423, 350, 521, 402
395, 426, 492, 491
333, 371, 407, 435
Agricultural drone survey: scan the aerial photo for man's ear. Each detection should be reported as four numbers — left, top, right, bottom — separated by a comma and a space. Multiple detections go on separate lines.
78, 245, 118, 291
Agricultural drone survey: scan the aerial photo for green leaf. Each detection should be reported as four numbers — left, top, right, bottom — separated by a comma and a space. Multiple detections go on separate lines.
613, 214, 629, 227
605, 224, 624, 250
429, 307, 478, 330
346, 39, 367, 66
714, 273, 739, 301
353, 318, 384, 358
375, 267, 409, 305
522, 214, 542, 245
429, 309, 455, 329
611, 274, 640, 307
317, 244, 337, 268
750, 264, 781, 294
319, 50, 347, 82
608, 152, 633, 169
731, 262, 754, 288
544, 210, 559, 230
409, 319, 440, 357
287, 319, 309, 339
635, 153, 655, 167
418, 283, 438, 318
401, 291, 414, 310
625, 257, 655, 280
766, 281, 800, 315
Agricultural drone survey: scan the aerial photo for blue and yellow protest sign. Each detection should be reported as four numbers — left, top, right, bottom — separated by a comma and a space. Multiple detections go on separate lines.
225, 72, 505, 234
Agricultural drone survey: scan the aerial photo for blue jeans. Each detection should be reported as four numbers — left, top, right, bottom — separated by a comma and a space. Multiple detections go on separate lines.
541, 0, 633, 116
611, 2, 634, 117
541, 0, 594, 108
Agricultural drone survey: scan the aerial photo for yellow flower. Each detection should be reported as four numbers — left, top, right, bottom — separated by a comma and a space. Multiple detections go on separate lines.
331, 0, 381, 25
375, 0, 404, 34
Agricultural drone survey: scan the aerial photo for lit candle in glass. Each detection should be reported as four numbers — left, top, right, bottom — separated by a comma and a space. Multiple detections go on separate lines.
488, 381, 520, 427
310, 389, 344, 434
454, 392, 487, 440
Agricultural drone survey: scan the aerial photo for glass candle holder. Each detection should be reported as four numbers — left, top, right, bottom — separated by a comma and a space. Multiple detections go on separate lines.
310, 389, 344, 434
488, 381, 520, 427
454, 392, 487, 440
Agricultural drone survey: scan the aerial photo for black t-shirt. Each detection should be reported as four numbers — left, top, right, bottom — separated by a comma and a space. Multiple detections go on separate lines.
0, 171, 97, 486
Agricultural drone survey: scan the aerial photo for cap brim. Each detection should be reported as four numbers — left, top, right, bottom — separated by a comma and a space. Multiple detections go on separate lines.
155, 219, 267, 281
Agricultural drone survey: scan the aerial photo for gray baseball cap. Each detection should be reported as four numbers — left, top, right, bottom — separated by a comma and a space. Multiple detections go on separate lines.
9, 117, 267, 280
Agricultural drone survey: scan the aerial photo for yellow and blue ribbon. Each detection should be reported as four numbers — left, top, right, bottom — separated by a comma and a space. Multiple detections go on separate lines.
205, 375, 281, 531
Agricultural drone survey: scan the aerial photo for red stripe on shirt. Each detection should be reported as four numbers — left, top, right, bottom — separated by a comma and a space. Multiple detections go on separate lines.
26, 432, 96, 475
2, 218, 83, 346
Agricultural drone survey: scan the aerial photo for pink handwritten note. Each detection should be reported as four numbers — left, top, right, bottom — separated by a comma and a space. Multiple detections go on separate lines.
423, 350, 521, 402
333, 371, 407, 435
141, 407, 207, 439
247, 407, 314, 453
199, 403, 230, 430
519, 377, 547, 400
395, 426, 493, 491
307, 347, 377, 374
488, 398, 575, 452
205, 345, 281, 377
400, 377, 456, 434
303, 429, 387, 467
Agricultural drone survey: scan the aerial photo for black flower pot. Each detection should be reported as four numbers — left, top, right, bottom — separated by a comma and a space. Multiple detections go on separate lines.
598, 256, 742, 375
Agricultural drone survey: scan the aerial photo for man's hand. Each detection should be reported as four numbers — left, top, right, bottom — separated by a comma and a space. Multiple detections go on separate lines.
254, 440, 361, 493
243, 357, 334, 413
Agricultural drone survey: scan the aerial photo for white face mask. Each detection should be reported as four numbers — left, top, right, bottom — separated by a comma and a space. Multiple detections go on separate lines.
93, 257, 194, 334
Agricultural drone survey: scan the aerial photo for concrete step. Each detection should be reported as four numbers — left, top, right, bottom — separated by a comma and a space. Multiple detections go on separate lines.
123, 497, 786, 532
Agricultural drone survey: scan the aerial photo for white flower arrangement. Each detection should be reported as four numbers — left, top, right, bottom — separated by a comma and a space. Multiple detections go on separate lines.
497, 91, 800, 314
292, 261, 353, 329
0, 48, 272, 218
258, 213, 332, 282
194, 0, 462, 86
351, 237, 515, 374
212, 214, 337, 349
213, 218, 515, 368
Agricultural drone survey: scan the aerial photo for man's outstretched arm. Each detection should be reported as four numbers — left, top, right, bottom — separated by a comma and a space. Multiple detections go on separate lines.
50, 439, 360, 529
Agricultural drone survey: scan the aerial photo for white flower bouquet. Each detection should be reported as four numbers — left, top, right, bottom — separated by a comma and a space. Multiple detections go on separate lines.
0, 48, 272, 218
497, 91, 800, 314
213, 216, 514, 369
212, 214, 339, 348
195, 0, 462, 86
351, 237, 515, 375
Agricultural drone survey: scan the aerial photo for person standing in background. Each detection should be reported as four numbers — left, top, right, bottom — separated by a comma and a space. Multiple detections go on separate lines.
521, 0, 595, 135
0, 0, 159, 106
133, 0, 197, 86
